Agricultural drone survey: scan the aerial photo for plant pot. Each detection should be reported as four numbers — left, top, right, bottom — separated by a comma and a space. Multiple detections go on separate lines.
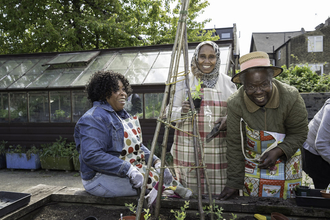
271, 212, 289, 220
295, 185, 310, 197
5, 153, 41, 170
0, 154, 6, 169
193, 98, 202, 109
73, 156, 80, 171
40, 156, 74, 171
119, 214, 145, 220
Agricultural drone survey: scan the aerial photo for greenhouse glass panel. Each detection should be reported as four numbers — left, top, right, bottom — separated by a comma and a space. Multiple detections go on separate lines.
9, 59, 49, 88
0, 60, 37, 88
49, 67, 84, 87
106, 52, 137, 70
9, 92, 27, 123
0, 93, 9, 122
130, 52, 158, 69
153, 50, 194, 68
143, 68, 168, 84
125, 68, 149, 84
46, 54, 75, 64
0, 60, 22, 80
72, 90, 91, 122
144, 93, 164, 119
29, 92, 49, 122
66, 51, 99, 63
50, 91, 71, 123
124, 93, 143, 119
72, 53, 115, 86
28, 69, 63, 88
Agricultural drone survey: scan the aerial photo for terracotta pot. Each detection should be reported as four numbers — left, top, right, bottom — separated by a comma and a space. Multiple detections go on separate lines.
271, 212, 289, 220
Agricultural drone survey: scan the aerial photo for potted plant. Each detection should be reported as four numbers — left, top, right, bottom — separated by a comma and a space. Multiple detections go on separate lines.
6, 144, 41, 171
187, 78, 203, 109
0, 140, 7, 169
40, 137, 75, 172
72, 148, 80, 171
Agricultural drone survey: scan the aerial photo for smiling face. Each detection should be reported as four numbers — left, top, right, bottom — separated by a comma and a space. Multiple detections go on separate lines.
106, 80, 127, 111
244, 69, 273, 107
197, 44, 217, 74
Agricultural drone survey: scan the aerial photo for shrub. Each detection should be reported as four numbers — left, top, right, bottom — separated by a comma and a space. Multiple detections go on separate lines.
40, 137, 75, 158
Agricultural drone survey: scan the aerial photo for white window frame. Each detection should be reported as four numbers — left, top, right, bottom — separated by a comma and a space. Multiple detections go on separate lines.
297, 63, 324, 75
308, 36, 323, 52
278, 50, 281, 60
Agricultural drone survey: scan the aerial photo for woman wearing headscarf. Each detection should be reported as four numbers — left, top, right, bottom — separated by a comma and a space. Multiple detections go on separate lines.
170, 41, 237, 195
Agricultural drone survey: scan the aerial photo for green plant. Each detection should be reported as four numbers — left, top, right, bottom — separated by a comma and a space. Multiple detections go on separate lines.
188, 78, 203, 100
200, 200, 237, 220
54, 109, 66, 119
171, 201, 189, 220
0, 109, 8, 118
0, 140, 7, 155
7, 144, 40, 160
40, 137, 75, 158
124, 203, 151, 220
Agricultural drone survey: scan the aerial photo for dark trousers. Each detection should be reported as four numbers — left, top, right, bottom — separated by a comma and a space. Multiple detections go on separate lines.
302, 148, 330, 189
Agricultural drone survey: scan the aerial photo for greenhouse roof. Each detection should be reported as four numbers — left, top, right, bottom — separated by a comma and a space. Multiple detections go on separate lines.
0, 40, 233, 91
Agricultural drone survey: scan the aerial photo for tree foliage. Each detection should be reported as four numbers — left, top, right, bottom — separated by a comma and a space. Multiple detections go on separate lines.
0, 0, 219, 54
276, 64, 330, 92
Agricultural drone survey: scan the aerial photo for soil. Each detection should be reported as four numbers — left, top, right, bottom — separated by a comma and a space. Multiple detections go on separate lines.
19, 202, 257, 220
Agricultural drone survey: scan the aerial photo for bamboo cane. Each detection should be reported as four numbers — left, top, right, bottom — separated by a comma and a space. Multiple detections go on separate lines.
135, 1, 187, 219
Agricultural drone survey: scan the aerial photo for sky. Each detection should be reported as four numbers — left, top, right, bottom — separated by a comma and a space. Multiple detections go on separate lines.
196, 0, 330, 55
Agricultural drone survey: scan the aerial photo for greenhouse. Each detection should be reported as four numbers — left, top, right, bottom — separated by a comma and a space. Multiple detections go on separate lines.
0, 40, 236, 147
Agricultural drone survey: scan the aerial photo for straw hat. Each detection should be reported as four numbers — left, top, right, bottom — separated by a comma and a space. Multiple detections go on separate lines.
231, 51, 283, 84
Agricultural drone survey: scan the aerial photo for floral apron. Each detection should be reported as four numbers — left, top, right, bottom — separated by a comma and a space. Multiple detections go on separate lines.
118, 115, 179, 189
241, 120, 302, 199
172, 88, 228, 195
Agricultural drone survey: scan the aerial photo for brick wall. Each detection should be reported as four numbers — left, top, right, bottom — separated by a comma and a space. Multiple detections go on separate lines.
300, 92, 330, 121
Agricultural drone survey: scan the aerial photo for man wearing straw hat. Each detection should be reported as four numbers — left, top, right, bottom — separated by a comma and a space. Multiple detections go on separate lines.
219, 51, 308, 200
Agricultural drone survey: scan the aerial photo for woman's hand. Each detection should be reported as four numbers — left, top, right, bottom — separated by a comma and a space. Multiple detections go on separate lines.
258, 147, 284, 169
182, 101, 191, 113
155, 162, 173, 185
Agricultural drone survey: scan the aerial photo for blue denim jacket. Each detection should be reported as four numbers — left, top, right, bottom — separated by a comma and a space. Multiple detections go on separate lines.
74, 101, 159, 180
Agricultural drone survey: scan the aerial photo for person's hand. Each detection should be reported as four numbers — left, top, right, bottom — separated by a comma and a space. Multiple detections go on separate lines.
218, 186, 239, 200
258, 147, 284, 169
155, 162, 173, 185
127, 166, 144, 188
182, 101, 191, 113
215, 116, 227, 131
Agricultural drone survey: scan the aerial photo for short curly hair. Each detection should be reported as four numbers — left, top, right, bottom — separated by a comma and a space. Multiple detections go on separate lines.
85, 70, 133, 103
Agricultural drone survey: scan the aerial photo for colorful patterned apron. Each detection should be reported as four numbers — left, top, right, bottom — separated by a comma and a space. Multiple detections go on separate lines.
241, 120, 302, 199
118, 115, 179, 189
172, 88, 228, 195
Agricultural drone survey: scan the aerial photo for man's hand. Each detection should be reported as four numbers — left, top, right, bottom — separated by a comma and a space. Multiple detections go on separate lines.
215, 116, 227, 131
258, 147, 284, 169
218, 186, 239, 200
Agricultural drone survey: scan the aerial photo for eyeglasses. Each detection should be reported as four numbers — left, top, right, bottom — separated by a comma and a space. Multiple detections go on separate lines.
245, 82, 271, 93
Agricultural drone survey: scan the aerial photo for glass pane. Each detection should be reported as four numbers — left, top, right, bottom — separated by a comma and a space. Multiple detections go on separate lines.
145, 93, 164, 119
131, 52, 158, 69
0, 93, 9, 122
10, 92, 27, 123
143, 68, 169, 84
107, 52, 137, 69
9, 60, 49, 88
124, 93, 143, 118
72, 90, 91, 122
28, 69, 63, 88
67, 51, 99, 63
50, 91, 71, 122
0, 60, 22, 79
29, 91, 49, 122
47, 54, 75, 64
72, 53, 115, 86
125, 68, 149, 84
49, 68, 83, 87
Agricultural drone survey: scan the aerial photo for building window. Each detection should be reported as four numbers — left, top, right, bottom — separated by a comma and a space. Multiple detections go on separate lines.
221, 33, 231, 39
308, 36, 323, 52
297, 63, 324, 75
278, 50, 281, 60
